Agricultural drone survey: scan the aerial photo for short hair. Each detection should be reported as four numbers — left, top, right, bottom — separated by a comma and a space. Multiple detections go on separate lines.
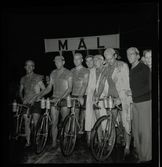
25, 60, 35, 67
93, 54, 104, 61
85, 55, 93, 60
53, 55, 65, 61
73, 52, 83, 59
126, 47, 140, 55
143, 49, 152, 57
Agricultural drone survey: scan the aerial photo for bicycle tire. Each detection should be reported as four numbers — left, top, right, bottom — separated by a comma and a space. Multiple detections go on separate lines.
34, 115, 48, 155
90, 115, 116, 162
60, 114, 77, 156
9, 115, 20, 157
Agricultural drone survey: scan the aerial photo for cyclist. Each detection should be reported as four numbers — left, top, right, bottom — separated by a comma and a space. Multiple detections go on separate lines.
36, 55, 73, 150
19, 60, 45, 147
92, 55, 108, 121
71, 53, 89, 134
101, 48, 133, 158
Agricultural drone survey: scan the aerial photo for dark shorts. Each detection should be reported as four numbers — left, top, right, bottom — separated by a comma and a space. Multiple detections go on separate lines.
50, 98, 68, 111
57, 99, 68, 110
71, 95, 87, 109
21, 102, 42, 115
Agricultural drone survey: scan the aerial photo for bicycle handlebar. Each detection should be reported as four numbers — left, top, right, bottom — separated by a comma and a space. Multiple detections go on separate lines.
9, 103, 29, 108
93, 96, 122, 111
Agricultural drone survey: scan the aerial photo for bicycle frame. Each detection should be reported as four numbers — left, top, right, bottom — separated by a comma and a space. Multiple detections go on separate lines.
70, 98, 82, 133
90, 96, 125, 162
106, 108, 123, 138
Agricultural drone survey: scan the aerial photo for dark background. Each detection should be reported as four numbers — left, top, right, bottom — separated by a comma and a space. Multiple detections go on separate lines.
2, 3, 159, 101
2, 4, 159, 165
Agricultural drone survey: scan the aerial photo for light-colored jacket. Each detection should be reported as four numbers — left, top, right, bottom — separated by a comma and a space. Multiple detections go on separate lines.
85, 67, 97, 131
110, 61, 133, 135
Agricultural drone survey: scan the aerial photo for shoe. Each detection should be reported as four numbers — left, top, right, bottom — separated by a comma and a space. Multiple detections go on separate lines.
51, 145, 58, 151
122, 148, 130, 161
78, 131, 84, 134
86, 144, 90, 151
141, 160, 152, 163
107, 144, 112, 151
24, 142, 31, 149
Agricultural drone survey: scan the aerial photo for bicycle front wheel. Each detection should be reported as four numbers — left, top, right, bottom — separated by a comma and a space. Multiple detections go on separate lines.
90, 115, 116, 162
60, 114, 77, 156
34, 115, 48, 155
9, 115, 20, 156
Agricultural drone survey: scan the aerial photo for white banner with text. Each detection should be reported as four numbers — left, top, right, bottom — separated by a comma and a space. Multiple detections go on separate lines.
44, 34, 120, 53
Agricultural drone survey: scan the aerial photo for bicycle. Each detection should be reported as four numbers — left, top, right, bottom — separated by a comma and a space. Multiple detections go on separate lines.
90, 96, 124, 162
9, 102, 33, 157
60, 97, 85, 157
34, 97, 61, 155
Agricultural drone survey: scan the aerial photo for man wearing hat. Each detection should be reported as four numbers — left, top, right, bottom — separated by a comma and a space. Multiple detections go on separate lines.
93, 54, 108, 120
36, 55, 73, 150
96, 48, 133, 159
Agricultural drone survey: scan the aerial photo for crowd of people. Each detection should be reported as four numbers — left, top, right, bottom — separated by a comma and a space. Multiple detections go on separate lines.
14, 47, 151, 163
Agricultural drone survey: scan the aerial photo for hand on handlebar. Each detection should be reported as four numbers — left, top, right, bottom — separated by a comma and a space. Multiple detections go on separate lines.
114, 97, 121, 106
50, 97, 61, 105
29, 96, 37, 106
23, 99, 28, 105
92, 96, 99, 104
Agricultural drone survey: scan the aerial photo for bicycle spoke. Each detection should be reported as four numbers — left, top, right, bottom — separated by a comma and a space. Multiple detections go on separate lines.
91, 115, 116, 162
60, 115, 77, 156
34, 116, 48, 154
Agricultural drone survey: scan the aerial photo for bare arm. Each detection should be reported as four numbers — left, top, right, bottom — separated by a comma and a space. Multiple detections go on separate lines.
36, 76, 53, 99
94, 76, 106, 98
29, 80, 46, 102
19, 84, 24, 103
78, 73, 89, 97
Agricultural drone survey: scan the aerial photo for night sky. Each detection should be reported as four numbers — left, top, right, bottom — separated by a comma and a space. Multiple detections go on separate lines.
3, 3, 159, 84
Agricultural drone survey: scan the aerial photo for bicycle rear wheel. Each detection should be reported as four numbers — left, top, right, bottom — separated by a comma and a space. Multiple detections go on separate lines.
9, 115, 20, 157
34, 115, 48, 155
60, 114, 77, 156
90, 115, 116, 162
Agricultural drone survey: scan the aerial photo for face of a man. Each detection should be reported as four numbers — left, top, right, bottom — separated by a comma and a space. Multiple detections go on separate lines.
104, 54, 116, 66
127, 50, 139, 65
25, 61, 35, 74
145, 51, 152, 66
55, 59, 64, 70
73, 55, 82, 67
86, 57, 94, 69
93, 58, 103, 69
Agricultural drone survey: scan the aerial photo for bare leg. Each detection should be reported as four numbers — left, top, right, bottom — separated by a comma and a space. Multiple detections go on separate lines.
32, 113, 40, 130
87, 131, 91, 144
79, 108, 85, 132
124, 130, 131, 152
50, 106, 59, 147
60, 107, 70, 122
94, 109, 100, 121
118, 111, 131, 155
23, 114, 31, 145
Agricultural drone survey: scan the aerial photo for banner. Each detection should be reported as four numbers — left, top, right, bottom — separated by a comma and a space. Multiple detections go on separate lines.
44, 34, 120, 53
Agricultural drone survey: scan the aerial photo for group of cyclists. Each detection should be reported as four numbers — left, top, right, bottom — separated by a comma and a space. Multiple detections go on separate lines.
16, 47, 152, 162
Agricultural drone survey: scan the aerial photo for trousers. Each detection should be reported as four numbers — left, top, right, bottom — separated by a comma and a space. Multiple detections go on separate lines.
132, 100, 152, 161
